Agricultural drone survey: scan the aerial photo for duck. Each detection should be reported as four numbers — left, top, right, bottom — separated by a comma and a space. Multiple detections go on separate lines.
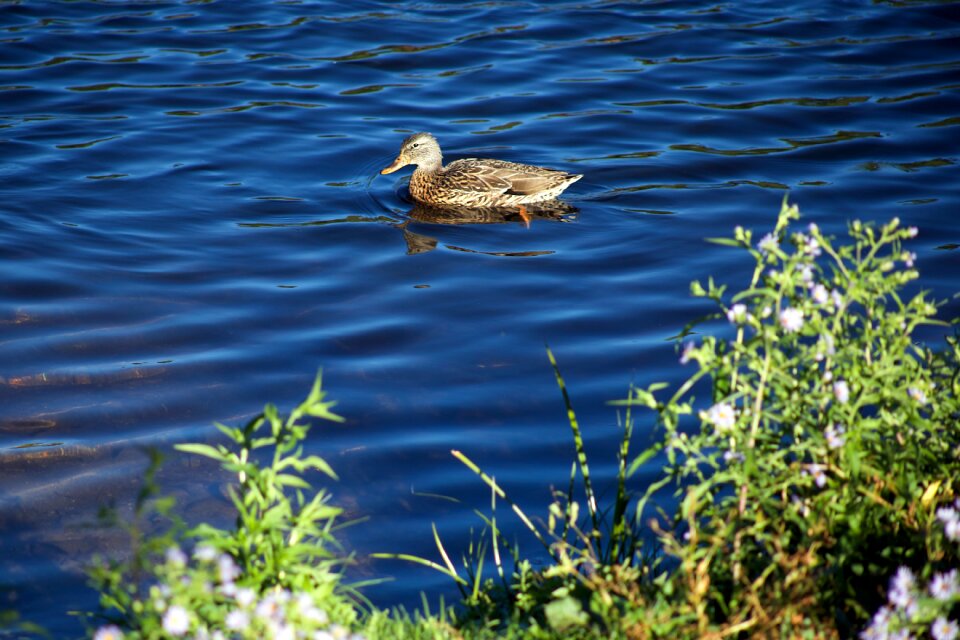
380, 132, 582, 208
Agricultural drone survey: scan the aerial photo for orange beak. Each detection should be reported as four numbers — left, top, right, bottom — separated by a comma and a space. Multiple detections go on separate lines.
380, 155, 407, 175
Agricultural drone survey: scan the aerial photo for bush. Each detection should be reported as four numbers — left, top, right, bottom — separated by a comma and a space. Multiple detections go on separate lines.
86, 376, 364, 640
78, 200, 958, 640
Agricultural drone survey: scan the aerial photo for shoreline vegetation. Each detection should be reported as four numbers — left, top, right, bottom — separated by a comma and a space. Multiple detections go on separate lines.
12, 200, 960, 639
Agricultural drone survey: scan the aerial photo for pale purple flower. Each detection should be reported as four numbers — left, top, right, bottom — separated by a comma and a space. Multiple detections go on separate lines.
255, 594, 284, 622
932, 617, 959, 640
832, 289, 844, 310
225, 610, 250, 632
273, 624, 296, 640
908, 226, 918, 237
889, 567, 918, 613
937, 507, 959, 525
811, 284, 829, 305
804, 236, 822, 257
938, 506, 960, 540
296, 593, 329, 624
904, 251, 916, 268
834, 380, 850, 404
908, 386, 928, 405
93, 625, 124, 640
758, 232, 778, 255
165, 546, 187, 567
930, 570, 959, 600
703, 402, 737, 432
808, 222, 819, 235
679, 341, 695, 365
779, 307, 804, 332
723, 450, 745, 464
162, 605, 190, 636
194, 545, 217, 562
726, 303, 749, 324
892, 566, 915, 593
947, 519, 960, 542
235, 587, 256, 608
218, 554, 240, 585
825, 424, 845, 449
805, 463, 827, 488
799, 265, 814, 283
791, 495, 811, 518
861, 606, 893, 640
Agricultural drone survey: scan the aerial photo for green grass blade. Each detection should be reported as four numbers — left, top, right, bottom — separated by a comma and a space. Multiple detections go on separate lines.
451, 449, 552, 555
546, 347, 599, 530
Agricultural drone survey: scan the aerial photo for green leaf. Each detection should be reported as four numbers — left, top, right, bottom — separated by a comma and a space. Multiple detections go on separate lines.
175, 443, 225, 461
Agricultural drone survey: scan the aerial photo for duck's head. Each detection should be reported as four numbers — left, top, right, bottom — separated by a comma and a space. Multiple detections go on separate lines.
380, 132, 442, 174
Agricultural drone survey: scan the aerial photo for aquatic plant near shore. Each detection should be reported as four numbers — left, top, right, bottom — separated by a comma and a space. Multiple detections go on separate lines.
79, 199, 959, 639
86, 376, 367, 640
613, 200, 960, 636
403, 199, 959, 638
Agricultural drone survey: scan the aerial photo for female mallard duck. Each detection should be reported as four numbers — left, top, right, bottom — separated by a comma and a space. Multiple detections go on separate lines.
380, 132, 582, 208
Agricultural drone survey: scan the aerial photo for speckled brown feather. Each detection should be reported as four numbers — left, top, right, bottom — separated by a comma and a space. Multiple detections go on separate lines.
382, 132, 582, 208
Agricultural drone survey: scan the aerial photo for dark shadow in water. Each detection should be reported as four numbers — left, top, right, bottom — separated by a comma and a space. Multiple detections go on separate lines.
400, 200, 579, 255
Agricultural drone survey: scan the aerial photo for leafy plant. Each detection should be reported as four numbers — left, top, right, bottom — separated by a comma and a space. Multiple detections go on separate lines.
619, 199, 960, 636
86, 374, 364, 639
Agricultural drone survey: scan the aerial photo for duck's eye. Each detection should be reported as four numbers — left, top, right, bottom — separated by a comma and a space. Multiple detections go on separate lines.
412, 143, 419, 148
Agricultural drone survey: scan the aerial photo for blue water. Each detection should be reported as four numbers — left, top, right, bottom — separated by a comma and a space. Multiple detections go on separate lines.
2, 1, 959, 635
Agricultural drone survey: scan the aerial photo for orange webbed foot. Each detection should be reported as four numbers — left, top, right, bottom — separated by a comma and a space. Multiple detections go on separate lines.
518, 205, 531, 229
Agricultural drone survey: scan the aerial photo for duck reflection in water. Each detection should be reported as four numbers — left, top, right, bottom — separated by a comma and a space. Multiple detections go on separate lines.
399, 198, 579, 255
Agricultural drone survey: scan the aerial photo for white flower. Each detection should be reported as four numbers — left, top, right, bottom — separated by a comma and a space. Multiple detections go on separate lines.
93, 625, 124, 640
723, 450, 745, 464
930, 570, 959, 600
194, 545, 217, 562
165, 546, 187, 567
162, 605, 190, 636
889, 566, 916, 611
255, 594, 284, 622
703, 403, 737, 432
726, 303, 749, 324
833, 380, 850, 404
758, 232, 778, 255
932, 617, 959, 640
799, 265, 814, 283
779, 307, 804, 332
235, 587, 256, 608
831, 289, 844, 310
804, 236, 822, 257
904, 251, 916, 268
274, 624, 296, 640
937, 507, 959, 525
908, 386, 928, 405
908, 226, 918, 237
811, 284, 829, 305
225, 610, 250, 632
947, 519, 960, 541
825, 424, 845, 449
805, 463, 827, 488
218, 554, 240, 585
679, 341, 695, 365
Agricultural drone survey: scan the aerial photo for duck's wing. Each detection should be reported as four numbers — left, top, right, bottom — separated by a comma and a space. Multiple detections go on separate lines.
441, 159, 513, 194
446, 159, 577, 196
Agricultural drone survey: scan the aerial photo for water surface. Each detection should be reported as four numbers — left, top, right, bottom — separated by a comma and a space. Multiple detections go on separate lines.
1, 1, 959, 635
